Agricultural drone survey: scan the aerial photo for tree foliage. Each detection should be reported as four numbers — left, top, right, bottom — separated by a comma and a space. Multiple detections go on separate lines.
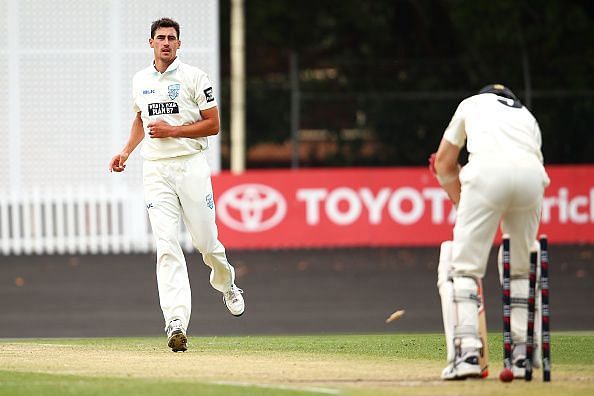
219, 0, 594, 167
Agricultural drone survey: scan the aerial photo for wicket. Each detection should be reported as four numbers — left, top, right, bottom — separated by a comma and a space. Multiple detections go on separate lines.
500, 234, 551, 382
525, 250, 538, 381
540, 235, 551, 382
501, 235, 513, 372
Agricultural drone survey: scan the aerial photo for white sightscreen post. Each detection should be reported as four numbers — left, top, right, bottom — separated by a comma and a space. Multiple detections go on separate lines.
207, 0, 222, 174
290, 51, 300, 169
230, 0, 246, 174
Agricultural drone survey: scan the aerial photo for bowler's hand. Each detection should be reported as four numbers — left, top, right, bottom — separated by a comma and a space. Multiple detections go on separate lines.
109, 152, 129, 172
148, 119, 175, 138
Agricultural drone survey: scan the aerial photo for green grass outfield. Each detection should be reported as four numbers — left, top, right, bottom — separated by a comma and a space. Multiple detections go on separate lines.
0, 332, 592, 395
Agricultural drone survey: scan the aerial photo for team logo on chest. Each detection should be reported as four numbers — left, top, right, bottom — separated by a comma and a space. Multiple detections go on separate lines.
168, 84, 181, 100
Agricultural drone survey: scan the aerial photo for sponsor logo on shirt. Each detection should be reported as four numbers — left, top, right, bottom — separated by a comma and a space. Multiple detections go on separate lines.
142, 89, 155, 95
168, 84, 181, 100
204, 87, 214, 103
148, 102, 180, 116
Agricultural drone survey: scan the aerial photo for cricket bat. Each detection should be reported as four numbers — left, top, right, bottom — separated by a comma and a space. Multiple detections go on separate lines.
477, 279, 489, 377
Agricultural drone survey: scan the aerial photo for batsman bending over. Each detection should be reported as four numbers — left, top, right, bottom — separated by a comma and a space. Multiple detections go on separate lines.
430, 84, 550, 380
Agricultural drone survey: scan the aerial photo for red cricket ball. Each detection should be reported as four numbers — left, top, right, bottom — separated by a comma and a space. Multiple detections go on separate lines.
499, 368, 514, 382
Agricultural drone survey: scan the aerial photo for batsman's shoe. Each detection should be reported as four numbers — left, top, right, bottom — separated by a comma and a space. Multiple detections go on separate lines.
511, 343, 540, 378
223, 285, 245, 316
441, 353, 482, 380
166, 319, 187, 352
512, 357, 526, 379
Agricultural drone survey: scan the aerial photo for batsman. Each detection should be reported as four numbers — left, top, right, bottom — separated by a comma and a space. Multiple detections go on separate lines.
430, 84, 550, 380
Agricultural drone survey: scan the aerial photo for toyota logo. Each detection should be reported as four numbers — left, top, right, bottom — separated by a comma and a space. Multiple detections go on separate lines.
217, 184, 287, 232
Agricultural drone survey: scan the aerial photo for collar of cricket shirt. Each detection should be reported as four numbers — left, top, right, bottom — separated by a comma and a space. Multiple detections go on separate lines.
152, 57, 181, 75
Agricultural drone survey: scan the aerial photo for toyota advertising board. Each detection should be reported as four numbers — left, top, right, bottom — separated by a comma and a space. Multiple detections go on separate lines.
212, 165, 594, 249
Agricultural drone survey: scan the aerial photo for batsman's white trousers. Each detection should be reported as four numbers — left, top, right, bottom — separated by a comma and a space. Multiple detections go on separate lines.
143, 152, 235, 331
451, 156, 549, 347
451, 155, 549, 279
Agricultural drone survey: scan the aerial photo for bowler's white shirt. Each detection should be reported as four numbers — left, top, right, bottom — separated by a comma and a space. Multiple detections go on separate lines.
132, 58, 218, 160
443, 93, 544, 164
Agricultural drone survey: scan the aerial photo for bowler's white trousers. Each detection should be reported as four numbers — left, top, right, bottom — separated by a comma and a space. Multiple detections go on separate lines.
143, 152, 235, 331
451, 155, 549, 347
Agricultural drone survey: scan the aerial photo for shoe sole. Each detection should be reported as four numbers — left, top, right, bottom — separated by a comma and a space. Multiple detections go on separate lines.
455, 370, 482, 380
168, 331, 188, 352
223, 296, 245, 317
442, 364, 483, 381
443, 372, 483, 381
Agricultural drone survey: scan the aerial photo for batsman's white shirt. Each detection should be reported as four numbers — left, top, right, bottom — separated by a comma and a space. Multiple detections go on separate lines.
443, 93, 544, 164
132, 57, 216, 160
132, 58, 234, 331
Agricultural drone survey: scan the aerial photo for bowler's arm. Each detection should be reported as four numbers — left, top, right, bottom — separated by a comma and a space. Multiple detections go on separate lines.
109, 112, 144, 172
147, 107, 220, 139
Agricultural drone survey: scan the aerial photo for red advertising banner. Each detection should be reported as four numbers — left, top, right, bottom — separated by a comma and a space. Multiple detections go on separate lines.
212, 165, 594, 249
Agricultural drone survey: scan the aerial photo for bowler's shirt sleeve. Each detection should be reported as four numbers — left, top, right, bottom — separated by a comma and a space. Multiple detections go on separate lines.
193, 72, 218, 111
442, 100, 468, 148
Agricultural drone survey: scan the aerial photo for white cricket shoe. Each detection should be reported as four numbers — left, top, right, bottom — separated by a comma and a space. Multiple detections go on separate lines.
166, 319, 187, 352
511, 343, 540, 378
223, 285, 245, 316
441, 352, 482, 380
512, 357, 526, 378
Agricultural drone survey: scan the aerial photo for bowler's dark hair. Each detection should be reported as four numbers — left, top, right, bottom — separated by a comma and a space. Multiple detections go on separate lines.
151, 18, 180, 39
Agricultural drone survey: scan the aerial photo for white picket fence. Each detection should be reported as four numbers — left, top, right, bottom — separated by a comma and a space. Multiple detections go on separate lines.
0, 187, 194, 255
